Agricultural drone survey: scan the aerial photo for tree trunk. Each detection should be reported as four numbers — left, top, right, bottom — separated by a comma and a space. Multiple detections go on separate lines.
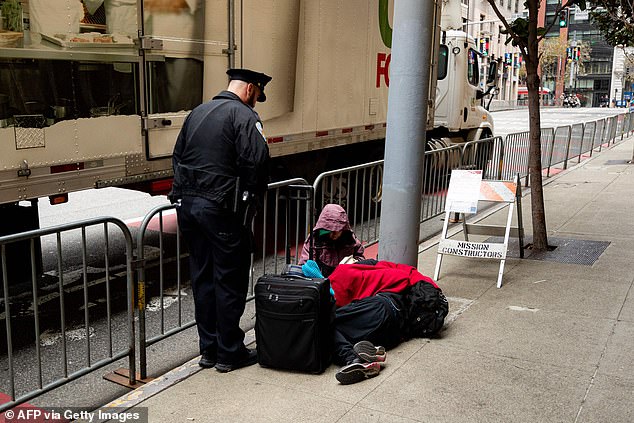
525, 17, 549, 251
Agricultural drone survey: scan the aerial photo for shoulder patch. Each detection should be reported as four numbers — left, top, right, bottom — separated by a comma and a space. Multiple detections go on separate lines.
255, 121, 267, 142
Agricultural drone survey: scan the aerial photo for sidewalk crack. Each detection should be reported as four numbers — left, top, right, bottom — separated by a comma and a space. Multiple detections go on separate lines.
573, 276, 634, 422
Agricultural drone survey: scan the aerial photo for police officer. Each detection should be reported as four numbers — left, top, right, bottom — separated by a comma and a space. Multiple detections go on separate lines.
170, 68, 272, 372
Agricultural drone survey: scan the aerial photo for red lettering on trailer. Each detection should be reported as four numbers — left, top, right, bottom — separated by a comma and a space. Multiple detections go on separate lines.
316, 131, 329, 137
267, 137, 283, 144
376, 53, 391, 88
342, 128, 353, 133
50, 163, 85, 173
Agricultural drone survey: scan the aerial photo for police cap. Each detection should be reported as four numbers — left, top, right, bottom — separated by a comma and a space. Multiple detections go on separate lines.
226, 68, 272, 102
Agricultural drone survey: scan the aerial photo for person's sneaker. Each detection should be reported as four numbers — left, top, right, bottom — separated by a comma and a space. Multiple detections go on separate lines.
215, 349, 258, 373
335, 361, 381, 385
198, 350, 216, 369
353, 341, 386, 363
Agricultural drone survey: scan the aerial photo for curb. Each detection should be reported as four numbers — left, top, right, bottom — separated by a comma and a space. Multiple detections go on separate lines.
88, 330, 257, 421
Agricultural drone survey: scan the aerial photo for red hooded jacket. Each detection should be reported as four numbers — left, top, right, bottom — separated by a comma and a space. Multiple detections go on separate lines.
329, 261, 438, 307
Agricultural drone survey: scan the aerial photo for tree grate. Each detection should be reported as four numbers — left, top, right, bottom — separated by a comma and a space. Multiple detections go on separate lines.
485, 236, 610, 266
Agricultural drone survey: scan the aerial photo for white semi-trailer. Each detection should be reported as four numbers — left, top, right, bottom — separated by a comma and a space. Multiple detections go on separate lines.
0, 0, 497, 226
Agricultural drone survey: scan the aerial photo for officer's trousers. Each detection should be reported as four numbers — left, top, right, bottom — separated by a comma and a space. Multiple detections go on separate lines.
176, 196, 252, 364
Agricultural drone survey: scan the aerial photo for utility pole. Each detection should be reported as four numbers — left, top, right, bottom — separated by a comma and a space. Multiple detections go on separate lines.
378, 0, 435, 266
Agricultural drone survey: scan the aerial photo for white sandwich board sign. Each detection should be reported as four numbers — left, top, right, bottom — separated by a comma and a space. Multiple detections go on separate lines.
434, 172, 524, 288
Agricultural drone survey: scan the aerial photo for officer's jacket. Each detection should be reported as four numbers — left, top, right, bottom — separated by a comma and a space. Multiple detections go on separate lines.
170, 91, 270, 207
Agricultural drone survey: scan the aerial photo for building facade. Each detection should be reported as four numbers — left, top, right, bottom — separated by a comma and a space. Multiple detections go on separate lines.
463, 0, 523, 107
610, 46, 634, 106
540, 1, 613, 107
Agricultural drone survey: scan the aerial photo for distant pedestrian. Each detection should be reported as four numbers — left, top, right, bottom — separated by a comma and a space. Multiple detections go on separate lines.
169, 68, 272, 372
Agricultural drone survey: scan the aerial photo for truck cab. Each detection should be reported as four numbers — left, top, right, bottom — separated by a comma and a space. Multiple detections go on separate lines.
433, 30, 496, 143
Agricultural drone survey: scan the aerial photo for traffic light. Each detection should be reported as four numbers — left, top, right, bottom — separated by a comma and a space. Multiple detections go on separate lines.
566, 47, 572, 60
574, 46, 580, 61
559, 10, 568, 28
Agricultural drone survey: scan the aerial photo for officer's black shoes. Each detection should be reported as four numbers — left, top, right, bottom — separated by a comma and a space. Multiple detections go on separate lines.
215, 349, 258, 373
198, 350, 217, 369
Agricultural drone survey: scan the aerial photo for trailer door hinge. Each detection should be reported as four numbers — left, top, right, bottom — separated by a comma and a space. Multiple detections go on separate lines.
222, 44, 237, 55
18, 160, 31, 177
139, 36, 164, 51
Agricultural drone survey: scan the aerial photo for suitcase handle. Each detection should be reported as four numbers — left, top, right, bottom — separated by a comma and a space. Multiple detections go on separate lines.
283, 184, 315, 264
283, 274, 313, 281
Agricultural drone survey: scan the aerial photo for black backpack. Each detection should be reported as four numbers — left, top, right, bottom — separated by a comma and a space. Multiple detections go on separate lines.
403, 281, 449, 338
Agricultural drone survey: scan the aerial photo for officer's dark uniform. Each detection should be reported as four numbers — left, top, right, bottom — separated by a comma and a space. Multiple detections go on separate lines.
170, 69, 271, 368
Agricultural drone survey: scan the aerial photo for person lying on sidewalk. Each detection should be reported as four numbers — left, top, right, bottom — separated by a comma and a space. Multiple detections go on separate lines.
328, 259, 438, 307
299, 204, 365, 277
301, 260, 448, 385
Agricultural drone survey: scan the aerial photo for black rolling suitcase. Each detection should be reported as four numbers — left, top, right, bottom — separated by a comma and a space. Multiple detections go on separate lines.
255, 274, 335, 373
254, 185, 335, 374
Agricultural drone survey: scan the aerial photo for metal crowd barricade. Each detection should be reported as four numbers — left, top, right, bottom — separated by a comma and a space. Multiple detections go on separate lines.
616, 114, 625, 141
421, 138, 503, 223
252, 179, 312, 283
0, 218, 135, 412
608, 115, 618, 144
135, 178, 311, 379
546, 126, 571, 177
313, 161, 383, 247
566, 123, 585, 167
310, 138, 504, 233
580, 120, 596, 162
621, 112, 633, 139
593, 119, 606, 151
606, 117, 612, 145
501, 130, 530, 184
460, 136, 504, 180
539, 128, 555, 178
135, 204, 185, 381
420, 144, 464, 223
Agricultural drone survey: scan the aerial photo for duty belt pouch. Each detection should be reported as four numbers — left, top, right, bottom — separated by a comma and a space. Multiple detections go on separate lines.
240, 191, 257, 227
233, 177, 258, 227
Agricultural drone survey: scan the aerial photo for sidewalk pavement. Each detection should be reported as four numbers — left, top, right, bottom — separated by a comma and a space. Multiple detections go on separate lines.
99, 135, 634, 422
